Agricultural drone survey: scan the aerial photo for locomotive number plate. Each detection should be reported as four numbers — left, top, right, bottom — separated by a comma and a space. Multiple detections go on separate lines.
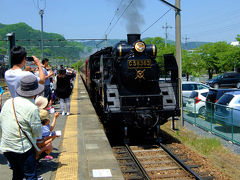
128, 59, 151, 69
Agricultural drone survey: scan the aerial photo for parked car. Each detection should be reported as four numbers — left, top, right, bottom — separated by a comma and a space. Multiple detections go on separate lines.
182, 81, 209, 106
182, 81, 209, 97
185, 89, 209, 116
205, 88, 240, 114
206, 72, 240, 88
214, 91, 240, 127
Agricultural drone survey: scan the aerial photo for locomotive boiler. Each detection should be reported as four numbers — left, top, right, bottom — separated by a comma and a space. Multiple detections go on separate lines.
84, 34, 180, 141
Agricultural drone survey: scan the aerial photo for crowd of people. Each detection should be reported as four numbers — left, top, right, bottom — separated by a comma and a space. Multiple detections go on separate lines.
0, 46, 76, 180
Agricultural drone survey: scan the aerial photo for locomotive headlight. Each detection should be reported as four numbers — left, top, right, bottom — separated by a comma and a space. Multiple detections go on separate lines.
134, 41, 146, 52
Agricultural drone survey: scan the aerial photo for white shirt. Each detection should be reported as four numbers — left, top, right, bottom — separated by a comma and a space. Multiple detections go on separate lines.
5, 69, 40, 98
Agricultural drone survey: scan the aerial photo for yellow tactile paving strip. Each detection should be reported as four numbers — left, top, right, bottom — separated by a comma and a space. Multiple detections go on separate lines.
55, 75, 79, 180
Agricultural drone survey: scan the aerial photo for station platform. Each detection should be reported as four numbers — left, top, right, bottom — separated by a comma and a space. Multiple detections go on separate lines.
0, 75, 124, 180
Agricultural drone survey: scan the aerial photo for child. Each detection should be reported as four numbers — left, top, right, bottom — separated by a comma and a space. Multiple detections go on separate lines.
35, 95, 55, 114
35, 96, 48, 109
37, 109, 60, 160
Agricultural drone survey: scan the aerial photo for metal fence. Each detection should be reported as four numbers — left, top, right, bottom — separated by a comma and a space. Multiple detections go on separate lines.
183, 97, 240, 145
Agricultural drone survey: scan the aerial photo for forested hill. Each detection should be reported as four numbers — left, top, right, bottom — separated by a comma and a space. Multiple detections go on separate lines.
0, 22, 209, 64
182, 42, 209, 50
82, 38, 209, 50
0, 22, 87, 62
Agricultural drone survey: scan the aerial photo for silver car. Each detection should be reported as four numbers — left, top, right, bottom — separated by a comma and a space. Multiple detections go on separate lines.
185, 89, 209, 116
214, 91, 240, 127
182, 81, 209, 106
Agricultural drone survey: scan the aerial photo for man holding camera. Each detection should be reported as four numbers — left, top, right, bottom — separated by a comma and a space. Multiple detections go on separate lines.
4, 46, 45, 98
42, 58, 54, 99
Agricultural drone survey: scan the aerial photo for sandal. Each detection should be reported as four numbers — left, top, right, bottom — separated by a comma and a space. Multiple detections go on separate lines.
45, 155, 53, 160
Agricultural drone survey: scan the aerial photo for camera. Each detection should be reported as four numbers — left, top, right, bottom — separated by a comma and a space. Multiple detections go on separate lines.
26, 56, 34, 61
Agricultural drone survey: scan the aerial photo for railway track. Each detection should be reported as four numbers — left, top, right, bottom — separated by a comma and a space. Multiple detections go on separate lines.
113, 144, 215, 180
113, 145, 150, 180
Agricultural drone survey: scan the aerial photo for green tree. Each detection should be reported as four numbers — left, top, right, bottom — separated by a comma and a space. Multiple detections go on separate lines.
197, 41, 240, 79
182, 50, 202, 80
72, 59, 84, 71
216, 45, 240, 72
0, 22, 85, 63
144, 37, 175, 73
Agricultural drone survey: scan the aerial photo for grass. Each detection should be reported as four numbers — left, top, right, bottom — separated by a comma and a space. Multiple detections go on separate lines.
177, 130, 222, 155
162, 121, 240, 179
162, 122, 223, 155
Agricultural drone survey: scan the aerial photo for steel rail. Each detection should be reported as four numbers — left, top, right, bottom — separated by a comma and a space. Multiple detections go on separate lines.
159, 143, 204, 180
125, 144, 151, 180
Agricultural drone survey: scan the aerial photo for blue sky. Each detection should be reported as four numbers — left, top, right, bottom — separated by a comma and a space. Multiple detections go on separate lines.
1, 0, 240, 43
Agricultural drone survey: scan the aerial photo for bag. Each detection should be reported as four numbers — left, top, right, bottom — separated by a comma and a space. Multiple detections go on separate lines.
12, 99, 41, 159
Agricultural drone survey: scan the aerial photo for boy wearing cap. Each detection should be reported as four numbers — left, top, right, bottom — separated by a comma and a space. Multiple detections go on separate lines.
35, 96, 55, 114
37, 109, 60, 160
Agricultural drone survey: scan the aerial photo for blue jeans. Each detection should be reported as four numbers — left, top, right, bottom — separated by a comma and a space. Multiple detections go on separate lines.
4, 148, 37, 180
44, 85, 51, 99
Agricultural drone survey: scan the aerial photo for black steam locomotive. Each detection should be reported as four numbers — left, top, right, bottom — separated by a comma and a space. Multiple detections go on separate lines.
83, 34, 180, 141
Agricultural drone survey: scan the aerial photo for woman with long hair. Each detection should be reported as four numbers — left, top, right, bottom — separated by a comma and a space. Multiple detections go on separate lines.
55, 69, 74, 115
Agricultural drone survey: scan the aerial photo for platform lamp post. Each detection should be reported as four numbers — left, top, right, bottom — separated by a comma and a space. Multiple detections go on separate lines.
6, 32, 15, 69
39, 9, 44, 59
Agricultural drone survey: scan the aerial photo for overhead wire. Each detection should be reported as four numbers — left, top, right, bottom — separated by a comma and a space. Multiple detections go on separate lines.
181, 7, 240, 42
37, 0, 46, 10
107, 0, 134, 36
141, 8, 172, 34
32, 0, 38, 9
186, 22, 240, 38
105, 0, 124, 35
183, 8, 240, 29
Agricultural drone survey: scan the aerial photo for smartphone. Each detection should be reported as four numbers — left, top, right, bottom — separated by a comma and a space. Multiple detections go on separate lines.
26, 56, 34, 61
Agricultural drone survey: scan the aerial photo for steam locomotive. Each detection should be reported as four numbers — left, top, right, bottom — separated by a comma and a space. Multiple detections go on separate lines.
83, 34, 180, 141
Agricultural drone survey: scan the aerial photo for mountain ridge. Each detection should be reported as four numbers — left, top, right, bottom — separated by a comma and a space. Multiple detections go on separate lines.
0, 22, 210, 61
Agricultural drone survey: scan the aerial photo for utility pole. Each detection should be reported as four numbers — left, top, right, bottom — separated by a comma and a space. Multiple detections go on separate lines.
6, 32, 15, 69
175, 0, 182, 129
159, 0, 182, 129
162, 22, 172, 46
39, 9, 44, 59
183, 35, 190, 50
105, 34, 108, 47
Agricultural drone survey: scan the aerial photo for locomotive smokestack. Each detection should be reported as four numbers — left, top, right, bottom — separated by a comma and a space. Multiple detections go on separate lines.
127, 34, 141, 45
